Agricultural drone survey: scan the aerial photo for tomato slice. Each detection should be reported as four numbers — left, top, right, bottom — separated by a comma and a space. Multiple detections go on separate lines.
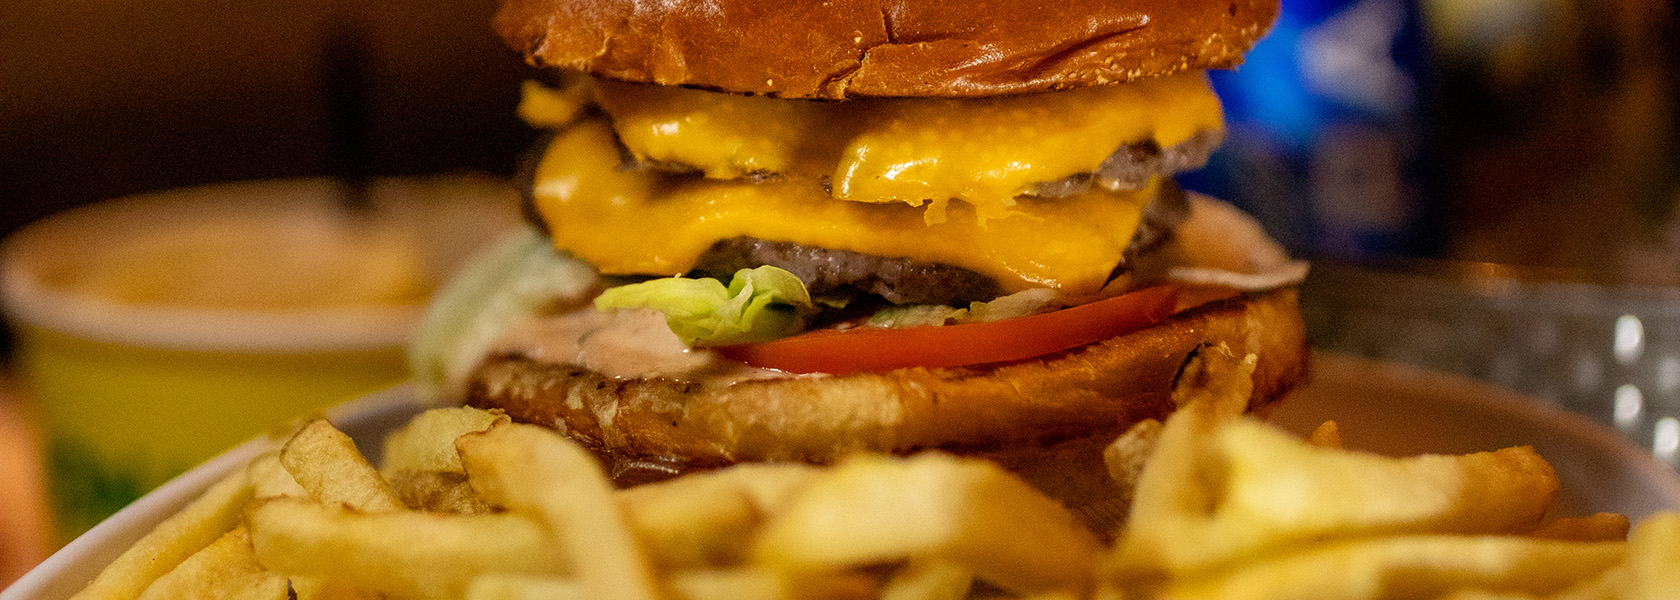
715, 285, 1179, 375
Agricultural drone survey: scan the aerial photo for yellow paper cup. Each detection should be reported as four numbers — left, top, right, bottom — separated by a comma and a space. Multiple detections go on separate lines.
0, 177, 516, 542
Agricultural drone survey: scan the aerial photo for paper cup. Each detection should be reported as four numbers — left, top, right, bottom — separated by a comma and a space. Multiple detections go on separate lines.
0, 176, 516, 541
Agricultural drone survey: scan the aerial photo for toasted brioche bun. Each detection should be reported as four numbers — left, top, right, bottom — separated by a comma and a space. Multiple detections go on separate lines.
493, 0, 1279, 99
467, 287, 1305, 470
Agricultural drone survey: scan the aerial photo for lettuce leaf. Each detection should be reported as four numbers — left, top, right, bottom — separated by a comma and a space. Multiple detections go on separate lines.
594, 266, 815, 346
866, 288, 1060, 328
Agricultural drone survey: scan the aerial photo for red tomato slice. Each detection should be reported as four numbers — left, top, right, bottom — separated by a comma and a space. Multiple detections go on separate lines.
715, 285, 1179, 375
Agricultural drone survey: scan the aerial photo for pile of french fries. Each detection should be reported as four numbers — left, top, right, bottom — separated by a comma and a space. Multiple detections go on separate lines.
69, 346, 1680, 600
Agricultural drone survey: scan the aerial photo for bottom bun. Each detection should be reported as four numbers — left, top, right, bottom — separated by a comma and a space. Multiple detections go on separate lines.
467, 286, 1307, 530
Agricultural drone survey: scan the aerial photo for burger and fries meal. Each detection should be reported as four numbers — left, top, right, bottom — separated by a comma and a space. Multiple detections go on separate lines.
65, 347, 1680, 600
37, 0, 1680, 597
408, 0, 1311, 535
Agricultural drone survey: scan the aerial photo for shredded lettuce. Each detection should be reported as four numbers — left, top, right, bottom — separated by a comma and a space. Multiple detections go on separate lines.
867, 288, 1060, 328
867, 304, 968, 328
594, 266, 815, 346
967, 288, 1059, 322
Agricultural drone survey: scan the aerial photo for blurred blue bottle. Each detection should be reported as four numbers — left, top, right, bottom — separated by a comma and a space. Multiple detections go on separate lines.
1182, 0, 1440, 259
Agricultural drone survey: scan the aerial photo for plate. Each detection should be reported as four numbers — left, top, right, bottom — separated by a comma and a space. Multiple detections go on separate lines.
0, 387, 426, 600
7, 353, 1680, 599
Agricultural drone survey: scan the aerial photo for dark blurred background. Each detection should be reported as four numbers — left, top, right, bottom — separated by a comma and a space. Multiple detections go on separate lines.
1, 0, 1678, 342
0, 0, 538, 351
1187, 0, 1680, 277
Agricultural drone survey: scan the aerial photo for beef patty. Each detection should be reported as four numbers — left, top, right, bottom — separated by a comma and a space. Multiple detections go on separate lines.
688, 182, 1190, 307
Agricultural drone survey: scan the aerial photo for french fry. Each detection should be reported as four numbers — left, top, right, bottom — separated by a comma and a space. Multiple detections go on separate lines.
1015, 591, 1086, 600
1118, 420, 1559, 576
1620, 512, 1680, 600
616, 463, 820, 569
1305, 420, 1343, 449
71, 469, 254, 600
1102, 418, 1161, 505
1169, 343, 1258, 418
881, 559, 973, 600
246, 451, 306, 500
247, 497, 568, 600
388, 470, 492, 514
1216, 423, 1557, 537
380, 407, 508, 514
670, 568, 877, 600
1157, 535, 1625, 600
282, 419, 404, 512
1114, 346, 1560, 578
467, 569, 873, 600
467, 575, 582, 600
457, 423, 665, 600
618, 479, 761, 569
698, 463, 824, 518
290, 578, 385, 600
133, 526, 288, 600
381, 406, 510, 477
1110, 347, 1254, 578
754, 452, 1100, 596
1548, 563, 1627, 600
668, 569, 803, 600
1526, 514, 1630, 542
1432, 591, 1541, 600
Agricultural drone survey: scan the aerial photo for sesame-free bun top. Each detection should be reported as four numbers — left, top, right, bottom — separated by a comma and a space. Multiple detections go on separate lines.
493, 0, 1280, 99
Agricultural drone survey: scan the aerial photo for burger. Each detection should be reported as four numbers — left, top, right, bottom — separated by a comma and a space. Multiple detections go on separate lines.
411, 0, 1309, 531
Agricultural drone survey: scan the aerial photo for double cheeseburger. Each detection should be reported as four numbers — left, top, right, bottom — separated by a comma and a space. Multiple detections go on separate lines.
413, 0, 1309, 530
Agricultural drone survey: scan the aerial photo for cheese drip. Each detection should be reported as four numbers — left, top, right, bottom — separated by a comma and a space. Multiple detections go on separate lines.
524, 72, 1222, 222
531, 118, 1154, 296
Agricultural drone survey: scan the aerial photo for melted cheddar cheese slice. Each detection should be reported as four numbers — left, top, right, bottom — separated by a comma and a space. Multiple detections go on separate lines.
531, 118, 1156, 296
535, 73, 1221, 221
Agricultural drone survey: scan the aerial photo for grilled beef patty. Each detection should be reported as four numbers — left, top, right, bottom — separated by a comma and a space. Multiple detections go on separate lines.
688, 183, 1189, 306
688, 237, 1005, 305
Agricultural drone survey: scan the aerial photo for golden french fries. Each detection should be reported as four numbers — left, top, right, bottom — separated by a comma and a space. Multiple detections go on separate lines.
67, 347, 1680, 600
71, 469, 254, 600
246, 452, 306, 501
464, 575, 582, 600
133, 527, 288, 600
465, 569, 874, 600
617, 475, 763, 569
380, 407, 508, 514
1114, 346, 1563, 580
1528, 513, 1632, 542
1212, 423, 1557, 537
664, 569, 809, 600
1157, 535, 1625, 600
381, 406, 511, 477
1622, 513, 1680, 599
881, 559, 974, 600
248, 497, 568, 600
457, 423, 665, 600
282, 419, 404, 513
1306, 420, 1344, 449
1102, 417, 1161, 508
754, 452, 1101, 596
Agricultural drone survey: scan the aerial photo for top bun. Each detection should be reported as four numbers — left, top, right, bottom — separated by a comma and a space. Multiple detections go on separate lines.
493, 0, 1279, 99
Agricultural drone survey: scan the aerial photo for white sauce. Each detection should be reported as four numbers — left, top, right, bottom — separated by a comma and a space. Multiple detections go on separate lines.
491, 307, 793, 386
